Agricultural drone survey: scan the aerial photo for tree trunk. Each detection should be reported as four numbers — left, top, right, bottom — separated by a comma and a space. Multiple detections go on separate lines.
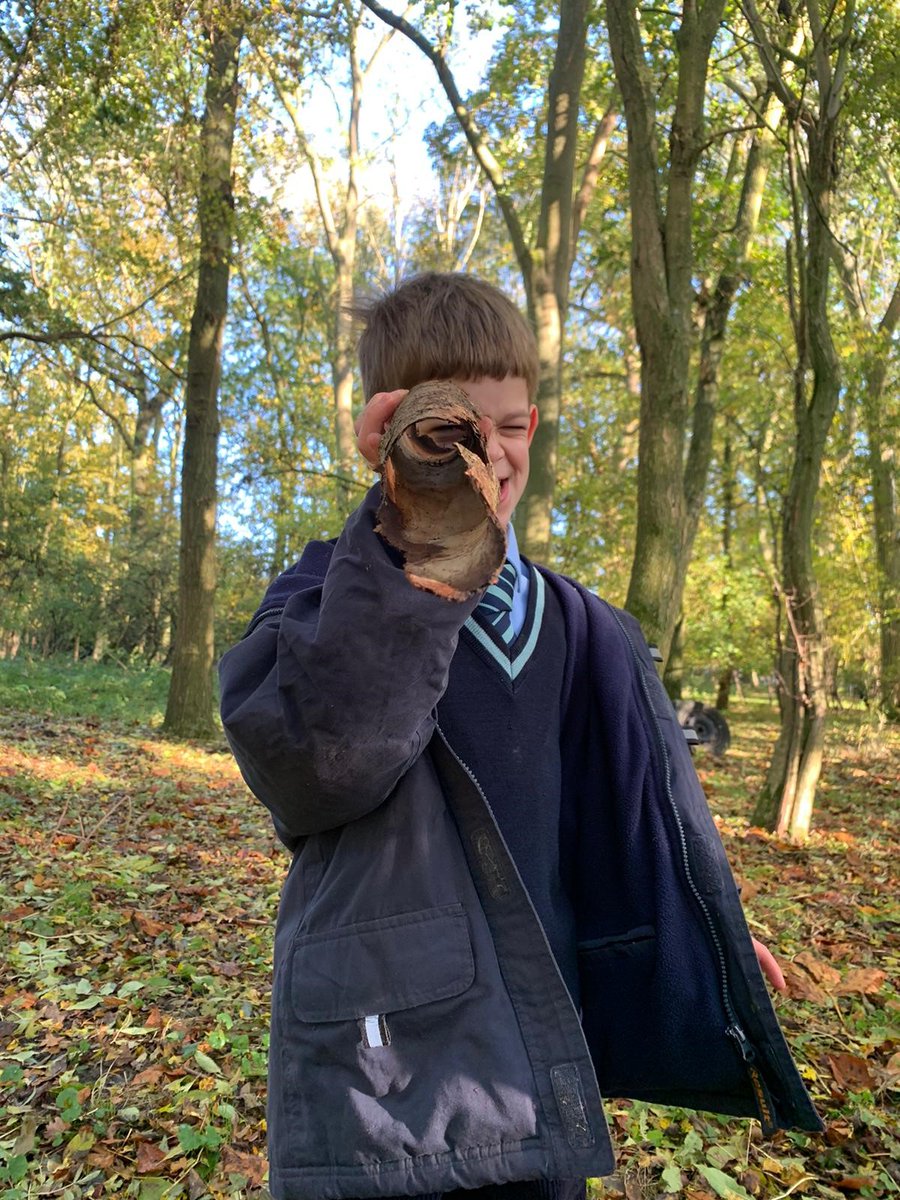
517, 0, 590, 559
163, 13, 242, 738
834, 267, 900, 717
608, 0, 727, 661
869, 349, 900, 717
752, 0, 848, 836
674, 77, 797, 638
664, 614, 685, 700
331, 10, 363, 519
754, 422, 833, 838
716, 435, 735, 711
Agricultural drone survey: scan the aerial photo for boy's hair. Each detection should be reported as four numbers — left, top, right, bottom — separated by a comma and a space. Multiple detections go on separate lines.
355, 272, 540, 401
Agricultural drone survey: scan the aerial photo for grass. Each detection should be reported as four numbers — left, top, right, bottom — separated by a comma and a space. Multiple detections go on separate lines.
0, 663, 897, 1199
0, 659, 171, 726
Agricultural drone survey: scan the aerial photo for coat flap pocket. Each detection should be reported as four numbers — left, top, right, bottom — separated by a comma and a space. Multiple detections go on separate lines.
290, 903, 474, 1023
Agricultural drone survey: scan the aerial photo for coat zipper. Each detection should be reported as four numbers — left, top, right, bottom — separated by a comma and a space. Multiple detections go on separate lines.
434, 724, 566, 959
602, 606, 764, 1079
434, 723, 615, 1152
243, 606, 285, 638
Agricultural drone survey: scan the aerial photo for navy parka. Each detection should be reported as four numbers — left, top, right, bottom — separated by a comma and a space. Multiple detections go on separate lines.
219, 488, 820, 1200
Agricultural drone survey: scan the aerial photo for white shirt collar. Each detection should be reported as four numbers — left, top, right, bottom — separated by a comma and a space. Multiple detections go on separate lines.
506, 522, 522, 573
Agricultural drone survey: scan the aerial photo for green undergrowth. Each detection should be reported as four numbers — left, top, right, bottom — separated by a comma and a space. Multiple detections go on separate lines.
0, 672, 897, 1200
0, 659, 171, 727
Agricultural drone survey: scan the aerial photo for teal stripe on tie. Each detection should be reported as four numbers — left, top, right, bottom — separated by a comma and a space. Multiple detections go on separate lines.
477, 560, 518, 646
464, 568, 544, 681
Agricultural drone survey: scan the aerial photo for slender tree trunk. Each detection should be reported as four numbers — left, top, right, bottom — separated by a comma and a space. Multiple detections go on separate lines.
608, 0, 727, 662
675, 76, 797, 633
869, 354, 900, 717
754, 67, 845, 838
331, 10, 362, 519
257, 5, 367, 520
834, 267, 900, 717
518, 0, 590, 559
92, 434, 121, 661
716, 435, 735, 711
163, 13, 242, 738
664, 614, 685, 700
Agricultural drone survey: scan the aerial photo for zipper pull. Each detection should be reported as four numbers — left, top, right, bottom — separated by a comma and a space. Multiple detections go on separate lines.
728, 1024, 779, 1133
727, 1022, 756, 1062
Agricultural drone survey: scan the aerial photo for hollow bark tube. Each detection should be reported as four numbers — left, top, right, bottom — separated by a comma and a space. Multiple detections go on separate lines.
377, 381, 506, 600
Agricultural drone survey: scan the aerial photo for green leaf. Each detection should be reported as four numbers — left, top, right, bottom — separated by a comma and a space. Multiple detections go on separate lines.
193, 1050, 221, 1075
698, 1165, 752, 1199
138, 1179, 174, 1200
117, 980, 145, 997
67, 1129, 95, 1152
661, 1164, 683, 1192
2, 1157, 28, 1184
707, 1143, 738, 1169
56, 1086, 83, 1121
177, 1124, 203, 1152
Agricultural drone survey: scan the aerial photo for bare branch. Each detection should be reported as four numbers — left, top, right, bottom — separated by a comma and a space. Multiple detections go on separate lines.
740, 0, 799, 111
250, 39, 341, 258
359, 0, 531, 274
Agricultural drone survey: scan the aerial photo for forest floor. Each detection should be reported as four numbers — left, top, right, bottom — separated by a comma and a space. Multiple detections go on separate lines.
0, 661, 897, 1200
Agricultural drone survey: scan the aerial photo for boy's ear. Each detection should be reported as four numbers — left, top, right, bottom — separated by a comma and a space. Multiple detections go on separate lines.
526, 405, 539, 445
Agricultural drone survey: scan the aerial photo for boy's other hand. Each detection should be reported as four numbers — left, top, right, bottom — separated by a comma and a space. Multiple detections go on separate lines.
752, 937, 787, 992
355, 389, 409, 467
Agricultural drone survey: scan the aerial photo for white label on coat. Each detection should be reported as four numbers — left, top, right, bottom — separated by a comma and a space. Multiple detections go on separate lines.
364, 1015, 386, 1048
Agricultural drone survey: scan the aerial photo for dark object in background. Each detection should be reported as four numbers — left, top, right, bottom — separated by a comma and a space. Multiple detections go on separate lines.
675, 700, 731, 757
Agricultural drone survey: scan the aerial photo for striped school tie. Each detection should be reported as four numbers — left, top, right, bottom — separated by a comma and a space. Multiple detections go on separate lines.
477, 560, 518, 646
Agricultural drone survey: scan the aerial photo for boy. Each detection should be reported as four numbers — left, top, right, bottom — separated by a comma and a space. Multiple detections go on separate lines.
219, 273, 820, 1200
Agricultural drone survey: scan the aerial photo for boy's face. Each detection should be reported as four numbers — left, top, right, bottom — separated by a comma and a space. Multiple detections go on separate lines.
453, 376, 538, 527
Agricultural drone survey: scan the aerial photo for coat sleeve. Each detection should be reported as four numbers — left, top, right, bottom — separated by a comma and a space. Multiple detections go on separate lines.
219, 486, 480, 840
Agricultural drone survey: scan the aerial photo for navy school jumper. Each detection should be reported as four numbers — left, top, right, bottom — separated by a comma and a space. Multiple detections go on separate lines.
219, 487, 821, 1200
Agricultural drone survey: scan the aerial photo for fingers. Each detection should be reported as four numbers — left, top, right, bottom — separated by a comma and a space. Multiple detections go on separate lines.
356, 389, 409, 467
752, 937, 787, 992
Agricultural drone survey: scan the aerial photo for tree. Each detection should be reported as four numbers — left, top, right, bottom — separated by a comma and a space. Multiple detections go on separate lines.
749, 0, 854, 839
359, 0, 614, 559
607, 0, 801, 663
164, 6, 243, 737
833, 257, 900, 717
254, 2, 400, 519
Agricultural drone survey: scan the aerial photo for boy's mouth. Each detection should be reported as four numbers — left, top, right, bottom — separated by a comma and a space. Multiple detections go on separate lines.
498, 479, 509, 505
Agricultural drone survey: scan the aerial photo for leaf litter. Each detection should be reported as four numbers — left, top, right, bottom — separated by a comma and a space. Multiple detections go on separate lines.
0, 697, 897, 1199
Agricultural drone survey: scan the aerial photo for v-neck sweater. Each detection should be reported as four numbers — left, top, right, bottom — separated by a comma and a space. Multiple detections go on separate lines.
437, 565, 579, 1005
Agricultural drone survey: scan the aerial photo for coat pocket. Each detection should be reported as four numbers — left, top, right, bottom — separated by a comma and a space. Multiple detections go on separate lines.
290, 903, 475, 1023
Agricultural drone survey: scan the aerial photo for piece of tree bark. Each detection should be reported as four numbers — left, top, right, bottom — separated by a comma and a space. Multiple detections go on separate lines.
377, 381, 505, 599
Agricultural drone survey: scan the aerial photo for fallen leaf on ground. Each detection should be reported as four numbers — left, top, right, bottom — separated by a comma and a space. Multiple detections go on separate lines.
834, 968, 886, 996
827, 1052, 876, 1092
135, 1140, 168, 1174
794, 951, 841, 988
782, 962, 829, 1004
219, 1145, 267, 1185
